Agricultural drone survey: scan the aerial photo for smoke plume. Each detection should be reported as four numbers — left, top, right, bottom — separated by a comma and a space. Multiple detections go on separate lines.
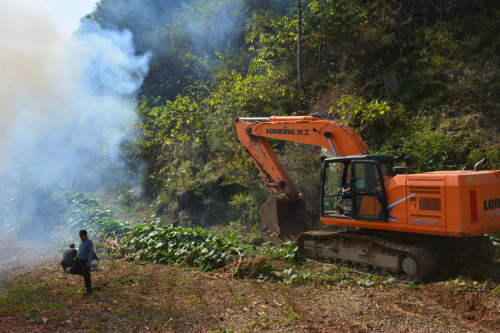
0, 1, 150, 235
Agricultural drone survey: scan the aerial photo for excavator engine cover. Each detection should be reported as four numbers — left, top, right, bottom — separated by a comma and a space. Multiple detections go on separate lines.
260, 194, 310, 238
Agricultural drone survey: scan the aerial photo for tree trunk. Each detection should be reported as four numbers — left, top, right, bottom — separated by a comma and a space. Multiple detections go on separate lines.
297, 0, 303, 92
318, 33, 322, 83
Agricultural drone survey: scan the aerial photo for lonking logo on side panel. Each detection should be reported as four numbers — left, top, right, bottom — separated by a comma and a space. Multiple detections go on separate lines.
266, 126, 310, 136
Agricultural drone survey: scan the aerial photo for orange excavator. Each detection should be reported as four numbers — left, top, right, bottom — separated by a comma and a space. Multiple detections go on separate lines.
235, 113, 498, 282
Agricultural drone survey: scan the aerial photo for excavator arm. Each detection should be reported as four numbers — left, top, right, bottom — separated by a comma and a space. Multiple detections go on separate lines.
234, 113, 370, 237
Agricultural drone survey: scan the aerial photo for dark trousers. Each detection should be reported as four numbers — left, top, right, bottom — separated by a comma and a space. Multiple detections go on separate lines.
61, 260, 75, 271
70, 259, 91, 292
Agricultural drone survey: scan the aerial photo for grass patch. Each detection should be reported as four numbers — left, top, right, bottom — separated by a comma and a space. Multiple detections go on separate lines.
112, 276, 142, 286
0, 284, 49, 315
0, 284, 47, 304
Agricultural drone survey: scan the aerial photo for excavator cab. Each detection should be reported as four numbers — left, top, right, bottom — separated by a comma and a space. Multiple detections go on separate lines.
321, 155, 391, 222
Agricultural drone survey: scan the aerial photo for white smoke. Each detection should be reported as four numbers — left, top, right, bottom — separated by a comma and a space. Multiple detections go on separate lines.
0, 1, 150, 237
0, 2, 149, 184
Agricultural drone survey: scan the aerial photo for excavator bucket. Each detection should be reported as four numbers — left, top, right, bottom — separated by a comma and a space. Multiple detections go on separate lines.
260, 194, 311, 238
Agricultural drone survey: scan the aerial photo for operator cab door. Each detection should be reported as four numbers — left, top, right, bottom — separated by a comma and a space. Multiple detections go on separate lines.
351, 161, 388, 222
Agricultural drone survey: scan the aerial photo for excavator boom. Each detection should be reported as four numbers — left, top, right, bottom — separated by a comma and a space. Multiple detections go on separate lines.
234, 113, 370, 237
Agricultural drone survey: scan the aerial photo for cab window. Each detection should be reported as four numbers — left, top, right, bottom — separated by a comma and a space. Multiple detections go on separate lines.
322, 162, 353, 216
379, 163, 393, 183
323, 162, 344, 197
353, 162, 384, 218
353, 163, 381, 191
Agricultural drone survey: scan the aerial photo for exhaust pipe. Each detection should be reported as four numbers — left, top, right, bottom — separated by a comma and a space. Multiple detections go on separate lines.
474, 158, 486, 171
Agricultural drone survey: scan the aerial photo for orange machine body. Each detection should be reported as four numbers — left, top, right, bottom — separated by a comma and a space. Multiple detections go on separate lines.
321, 170, 500, 237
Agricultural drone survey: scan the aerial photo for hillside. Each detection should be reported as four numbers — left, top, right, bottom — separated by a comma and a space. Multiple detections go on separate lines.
1, 0, 498, 234
77, 0, 500, 229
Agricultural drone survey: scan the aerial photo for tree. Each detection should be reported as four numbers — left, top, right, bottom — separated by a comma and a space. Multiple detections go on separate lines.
297, 0, 303, 92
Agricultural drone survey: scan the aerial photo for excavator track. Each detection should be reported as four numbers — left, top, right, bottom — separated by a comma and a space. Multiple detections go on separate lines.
297, 231, 438, 283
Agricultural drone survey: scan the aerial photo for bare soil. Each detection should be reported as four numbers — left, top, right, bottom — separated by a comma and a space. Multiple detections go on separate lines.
0, 234, 60, 288
1, 234, 500, 332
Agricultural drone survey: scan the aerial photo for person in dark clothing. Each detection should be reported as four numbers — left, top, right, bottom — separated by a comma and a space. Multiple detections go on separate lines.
61, 243, 77, 272
70, 230, 94, 296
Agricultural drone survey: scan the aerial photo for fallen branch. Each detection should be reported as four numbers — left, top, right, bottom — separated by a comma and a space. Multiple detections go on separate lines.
231, 247, 242, 279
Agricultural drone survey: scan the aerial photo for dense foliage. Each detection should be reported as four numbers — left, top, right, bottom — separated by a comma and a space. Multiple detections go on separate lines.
6, 0, 499, 231
54, 192, 242, 269
55, 192, 307, 278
